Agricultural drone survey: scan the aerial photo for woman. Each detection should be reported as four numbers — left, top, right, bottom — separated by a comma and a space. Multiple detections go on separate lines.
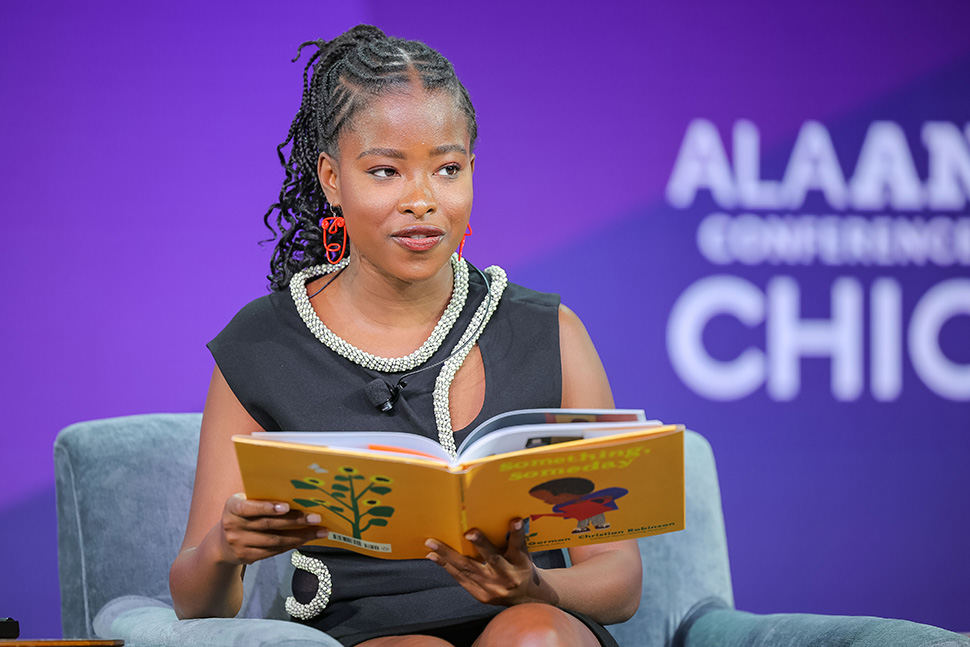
169, 24, 642, 647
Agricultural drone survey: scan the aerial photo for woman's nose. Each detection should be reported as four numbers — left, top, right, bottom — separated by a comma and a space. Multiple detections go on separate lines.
399, 176, 436, 217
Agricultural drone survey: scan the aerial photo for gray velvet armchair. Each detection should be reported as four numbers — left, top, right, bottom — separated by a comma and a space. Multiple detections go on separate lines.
54, 414, 969, 646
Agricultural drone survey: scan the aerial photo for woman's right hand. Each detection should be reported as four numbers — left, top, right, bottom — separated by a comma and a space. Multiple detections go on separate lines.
219, 493, 328, 565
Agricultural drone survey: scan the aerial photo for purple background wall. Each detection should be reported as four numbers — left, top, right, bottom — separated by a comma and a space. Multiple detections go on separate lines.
2, 0, 968, 637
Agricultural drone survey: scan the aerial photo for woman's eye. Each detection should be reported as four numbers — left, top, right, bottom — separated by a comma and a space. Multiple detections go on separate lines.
369, 168, 398, 178
436, 164, 461, 177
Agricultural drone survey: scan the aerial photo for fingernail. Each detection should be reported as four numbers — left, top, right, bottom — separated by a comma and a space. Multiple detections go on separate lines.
426, 552, 440, 563
274, 503, 289, 513
316, 529, 329, 538
306, 513, 322, 524
424, 539, 438, 550
513, 519, 523, 530
464, 531, 478, 541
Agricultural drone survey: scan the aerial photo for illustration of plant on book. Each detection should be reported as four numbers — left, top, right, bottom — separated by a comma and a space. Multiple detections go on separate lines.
291, 466, 395, 539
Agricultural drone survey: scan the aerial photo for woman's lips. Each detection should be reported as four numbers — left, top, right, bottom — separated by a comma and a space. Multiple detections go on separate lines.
391, 225, 445, 252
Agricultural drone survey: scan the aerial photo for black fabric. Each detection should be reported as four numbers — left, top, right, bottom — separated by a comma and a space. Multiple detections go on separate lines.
209, 266, 580, 639
208, 266, 562, 442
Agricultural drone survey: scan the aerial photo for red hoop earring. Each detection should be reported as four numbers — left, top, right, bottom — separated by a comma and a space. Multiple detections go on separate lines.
321, 205, 346, 264
458, 223, 472, 260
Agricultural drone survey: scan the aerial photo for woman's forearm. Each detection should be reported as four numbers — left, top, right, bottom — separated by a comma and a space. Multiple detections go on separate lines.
540, 545, 642, 624
169, 522, 245, 619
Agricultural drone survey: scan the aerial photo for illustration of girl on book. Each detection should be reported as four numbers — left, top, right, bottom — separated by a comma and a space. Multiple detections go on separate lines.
529, 478, 630, 534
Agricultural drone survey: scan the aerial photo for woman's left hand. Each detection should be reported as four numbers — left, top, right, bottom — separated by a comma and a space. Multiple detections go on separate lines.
425, 518, 560, 607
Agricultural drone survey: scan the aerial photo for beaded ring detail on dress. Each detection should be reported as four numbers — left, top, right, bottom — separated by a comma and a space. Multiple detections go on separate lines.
285, 551, 332, 620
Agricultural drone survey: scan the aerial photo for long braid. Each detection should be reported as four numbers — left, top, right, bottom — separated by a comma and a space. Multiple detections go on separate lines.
262, 25, 477, 291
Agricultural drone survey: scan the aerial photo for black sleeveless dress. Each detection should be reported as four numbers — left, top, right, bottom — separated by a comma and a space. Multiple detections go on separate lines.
209, 267, 618, 647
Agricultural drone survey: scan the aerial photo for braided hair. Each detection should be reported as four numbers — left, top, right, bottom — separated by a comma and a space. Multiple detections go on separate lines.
262, 25, 478, 291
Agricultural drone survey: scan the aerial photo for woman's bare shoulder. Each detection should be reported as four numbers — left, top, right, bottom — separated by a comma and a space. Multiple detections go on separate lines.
558, 303, 615, 409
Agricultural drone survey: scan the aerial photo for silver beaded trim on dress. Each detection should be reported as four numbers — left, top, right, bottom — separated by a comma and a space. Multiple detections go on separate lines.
434, 265, 507, 457
290, 254, 469, 373
285, 551, 333, 620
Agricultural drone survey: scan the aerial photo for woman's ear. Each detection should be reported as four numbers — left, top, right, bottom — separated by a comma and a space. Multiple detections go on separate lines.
317, 153, 341, 206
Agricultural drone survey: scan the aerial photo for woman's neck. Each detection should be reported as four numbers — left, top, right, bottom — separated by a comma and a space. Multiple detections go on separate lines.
309, 255, 456, 356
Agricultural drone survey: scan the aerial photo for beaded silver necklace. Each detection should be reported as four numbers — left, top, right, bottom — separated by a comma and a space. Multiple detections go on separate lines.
290, 254, 469, 373
289, 254, 507, 455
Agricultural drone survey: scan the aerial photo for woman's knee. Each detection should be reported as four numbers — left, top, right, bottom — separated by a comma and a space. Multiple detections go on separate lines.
475, 604, 599, 646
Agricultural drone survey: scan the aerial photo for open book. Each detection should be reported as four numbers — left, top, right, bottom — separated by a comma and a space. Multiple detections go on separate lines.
233, 408, 685, 559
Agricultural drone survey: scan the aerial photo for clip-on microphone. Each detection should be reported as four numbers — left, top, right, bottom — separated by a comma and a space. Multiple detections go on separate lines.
365, 378, 405, 413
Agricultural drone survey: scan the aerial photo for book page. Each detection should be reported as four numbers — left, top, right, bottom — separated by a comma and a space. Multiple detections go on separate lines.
457, 420, 663, 463
250, 431, 453, 463
456, 408, 646, 456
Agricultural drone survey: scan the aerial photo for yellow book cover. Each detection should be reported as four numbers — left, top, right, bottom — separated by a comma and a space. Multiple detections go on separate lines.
233, 409, 685, 560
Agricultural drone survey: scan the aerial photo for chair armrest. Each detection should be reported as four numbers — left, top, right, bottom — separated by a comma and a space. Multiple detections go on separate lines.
94, 596, 344, 647
609, 431, 735, 647
682, 608, 970, 647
